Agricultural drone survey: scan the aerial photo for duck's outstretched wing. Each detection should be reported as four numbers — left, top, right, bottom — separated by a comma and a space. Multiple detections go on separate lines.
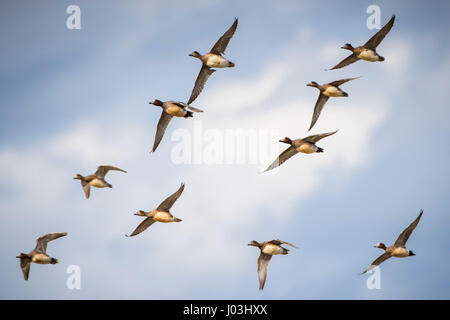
19, 257, 31, 281
303, 131, 338, 144
35, 232, 68, 253
308, 93, 329, 131
81, 180, 90, 199
263, 146, 298, 173
328, 77, 360, 87
152, 112, 173, 152
394, 209, 423, 248
328, 53, 359, 70
94, 166, 127, 178
157, 183, 185, 212
210, 18, 238, 55
126, 218, 156, 237
360, 252, 391, 274
257, 253, 272, 290
269, 239, 297, 248
363, 15, 395, 50
187, 66, 216, 105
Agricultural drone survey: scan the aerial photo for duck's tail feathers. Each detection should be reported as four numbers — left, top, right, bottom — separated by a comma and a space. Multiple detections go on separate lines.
174, 218, 182, 222
50, 258, 58, 264
184, 111, 193, 118
316, 147, 324, 153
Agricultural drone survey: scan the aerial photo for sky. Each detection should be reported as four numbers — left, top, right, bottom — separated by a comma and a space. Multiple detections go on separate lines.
0, 0, 449, 299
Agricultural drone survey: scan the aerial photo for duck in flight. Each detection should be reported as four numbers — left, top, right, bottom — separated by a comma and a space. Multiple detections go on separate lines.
126, 183, 185, 237
187, 18, 238, 105
328, 15, 395, 70
248, 239, 297, 290
16, 232, 67, 281
361, 209, 423, 274
263, 131, 338, 173
307, 77, 359, 131
150, 99, 203, 152
74, 165, 127, 199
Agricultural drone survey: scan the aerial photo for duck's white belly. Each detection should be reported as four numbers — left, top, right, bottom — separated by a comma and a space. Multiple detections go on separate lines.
358, 49, 380, 62
89, 179, 108, 188
153, 211, 173, 223
32, 253, 52, 264
391, 247, 409, 258
323, 86, 343, 97
205, 55, 229, 68
297, 143, 316, 154
262, 244, 284, 255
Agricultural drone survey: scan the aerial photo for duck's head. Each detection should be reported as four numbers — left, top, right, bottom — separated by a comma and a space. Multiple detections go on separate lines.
189, 51, 202, 58
341, 43, 354, 50
73, 174, 83, 180
374, 242, 387, 250
279, 137, 293, 145
307, 81, 319, 88
134, 210, 146, 216
16, 253, 28, 259
248, 240, 261, 248
149, 99, 164, 107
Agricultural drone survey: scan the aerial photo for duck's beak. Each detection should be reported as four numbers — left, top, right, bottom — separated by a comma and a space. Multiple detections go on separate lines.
149, 101, 153, 105
189, 53, 193, 57
306, 83, 312, 87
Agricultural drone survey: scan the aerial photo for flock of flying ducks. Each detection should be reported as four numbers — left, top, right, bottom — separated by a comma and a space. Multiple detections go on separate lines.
16, 14, 425, 292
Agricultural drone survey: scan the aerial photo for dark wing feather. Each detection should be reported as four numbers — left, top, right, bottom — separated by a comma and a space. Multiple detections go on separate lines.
81, 180, 90, 199
308, 94, 329, 131
263, 146, 298, 173
269, 239, 297, 248
126, 218, 156, 237
35, 232, 67, 253
157, 183, 185, 212
328, 77, 360, 87
329, 53, 359, 70
187, 66, 215, 105
363, 15, 395, 50
210, 18, 238, 55
19, 257, 31, 281
394, 209, 423, 248
152, 112, 173, 152
361, 252, 391, 274
173, 102, 204, 113
94, 166, 127, 178
257, 253, 272, 290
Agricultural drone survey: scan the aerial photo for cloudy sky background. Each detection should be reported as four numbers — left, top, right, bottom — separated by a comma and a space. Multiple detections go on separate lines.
0, 0, 449, 299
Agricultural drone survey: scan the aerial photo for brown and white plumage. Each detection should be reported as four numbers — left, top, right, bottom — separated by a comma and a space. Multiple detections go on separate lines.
249, 239, 296, 290
16, 232, 67, 281
126, 183, 185, 237
187, 18, 238, 105
263, 131, 338, 173
73, 166, 127, 199
361, 209, 423, 274
329, 15, 395, 70
150, 99, 203, 152
307, 78, 359, 131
